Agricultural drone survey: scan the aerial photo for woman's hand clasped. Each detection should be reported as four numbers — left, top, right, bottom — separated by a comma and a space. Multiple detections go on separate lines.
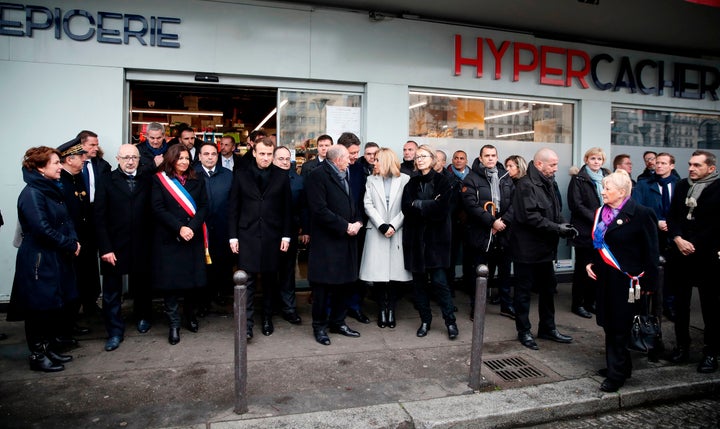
586, 263, 597, 280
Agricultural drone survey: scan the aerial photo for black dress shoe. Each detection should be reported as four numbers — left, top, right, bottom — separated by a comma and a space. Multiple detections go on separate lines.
47, 349, 73, 364
314, 330, 331, 345
73, 325, 90, 335
168, 327, 180, 345
572, 306, 593, 319
500, 305, 516, 320
669, 346, 689, 364
518, 331, 539, 350
387, 310, 396, 328
698, 355, 718, 373
52, 336, 78, 348
447, 324, 459, 340
282, 312, 302, 325
537, 329, 573, 343
329, 324, 360, 337
347, 309, 371, 324
600, 378, 624, 392
416, 322, 430, 337
187, 318, 199, 333
246, 328, 253, 341
586, 304, 596, 314
262, 318, 274, 336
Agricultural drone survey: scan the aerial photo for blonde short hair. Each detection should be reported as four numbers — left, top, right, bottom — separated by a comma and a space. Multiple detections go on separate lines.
584, 147, 606, 164
603, 169, 632, 196
376, 148, 401, 178
415, 144, 437, 169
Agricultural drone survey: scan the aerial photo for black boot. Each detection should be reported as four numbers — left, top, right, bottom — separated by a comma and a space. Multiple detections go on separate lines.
47, 345, 73, 364
387, 309, 396, 328
377, 309, 387, 328
29, 343, 64, 372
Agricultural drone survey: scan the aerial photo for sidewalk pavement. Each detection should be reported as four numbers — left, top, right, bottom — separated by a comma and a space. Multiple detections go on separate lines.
0, 282, 716, 429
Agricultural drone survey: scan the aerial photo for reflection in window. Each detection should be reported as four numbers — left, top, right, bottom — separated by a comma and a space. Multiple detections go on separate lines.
611, 107, 720, 149
409, 91, 573, 144
278, 90, 362, 167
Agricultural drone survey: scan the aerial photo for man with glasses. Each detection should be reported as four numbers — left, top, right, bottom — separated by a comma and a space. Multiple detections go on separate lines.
195, 142, 234, 317
359, 142, 379, 176
95, 144, 154, 350
637, 151, 657, 182
138, 122, 169, 173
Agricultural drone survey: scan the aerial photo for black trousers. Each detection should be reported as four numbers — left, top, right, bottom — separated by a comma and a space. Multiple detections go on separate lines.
245, 272, 277, 330
412, 269, 456, 325
277, 241, 299, 315
673, 252, 720, 355
102, 271, 152, 338
203, 245, 235, 308
604, 328, 632, 383
311, 282, 350, 331
24, 308, 62, 350
514, 261, 557, 334
571, 247, 596, 309
163, 289, 198, 329
75, 242, 101, 313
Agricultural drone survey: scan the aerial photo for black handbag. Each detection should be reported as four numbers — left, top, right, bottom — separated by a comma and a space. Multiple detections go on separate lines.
628, 295, 661, 353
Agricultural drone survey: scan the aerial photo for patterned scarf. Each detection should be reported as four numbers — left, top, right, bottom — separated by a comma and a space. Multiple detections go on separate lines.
685, 171, 719, 220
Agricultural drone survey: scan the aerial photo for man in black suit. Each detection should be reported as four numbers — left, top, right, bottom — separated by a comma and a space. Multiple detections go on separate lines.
236, 130, 267, 171
176, 126, 203, 165
77, 130, 111, 317
667, 150, 720, 373
219, 135, 242, 173
306, 144, 363, 346
300, 134, 333, 179
228, 137, 292, 340
195, 141, 234, 315
95, 144, 154, 351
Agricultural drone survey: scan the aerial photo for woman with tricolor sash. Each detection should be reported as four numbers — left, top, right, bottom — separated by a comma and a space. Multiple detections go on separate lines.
586, 169, 658, 392
151, 144, 208, 345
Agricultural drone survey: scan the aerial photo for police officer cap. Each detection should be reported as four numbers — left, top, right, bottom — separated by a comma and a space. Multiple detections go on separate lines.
57, 137, 87, 158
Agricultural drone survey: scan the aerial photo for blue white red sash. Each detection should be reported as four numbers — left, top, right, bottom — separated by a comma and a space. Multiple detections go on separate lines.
157, 172, 212, 264
591, 207, 643, 302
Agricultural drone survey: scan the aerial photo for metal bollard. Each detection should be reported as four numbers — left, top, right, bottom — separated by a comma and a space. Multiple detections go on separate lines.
233, 270, 249, 414
468, 264, 489, 391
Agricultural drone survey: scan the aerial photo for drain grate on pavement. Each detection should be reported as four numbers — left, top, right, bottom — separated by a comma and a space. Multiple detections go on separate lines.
484, 356, 547, 381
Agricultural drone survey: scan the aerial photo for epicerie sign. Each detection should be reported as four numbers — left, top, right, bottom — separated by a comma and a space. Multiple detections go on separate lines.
454, 35, 719, 101
0, 3, 181, 48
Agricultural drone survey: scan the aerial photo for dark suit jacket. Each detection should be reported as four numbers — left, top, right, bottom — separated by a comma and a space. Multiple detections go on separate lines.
194, 164, 233, 254
228, 164, 292, 272
592, 199, 659, 331
151, 173, 208, 290
95, 168, 153, 275
667, 177, 720, 258
218, 153, 242, 174
300, 157, 323, 180
305, 161, 361, 284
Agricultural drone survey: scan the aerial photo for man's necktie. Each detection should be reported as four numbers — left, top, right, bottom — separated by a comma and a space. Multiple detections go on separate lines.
208, 169, 215, 177
82, 160, 91, 192
126, 174, 135, 192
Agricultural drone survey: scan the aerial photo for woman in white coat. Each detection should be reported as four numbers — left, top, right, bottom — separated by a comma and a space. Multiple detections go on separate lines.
360, 148, 412, 328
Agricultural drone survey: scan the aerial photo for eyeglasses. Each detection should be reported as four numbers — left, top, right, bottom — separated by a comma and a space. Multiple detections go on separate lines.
118, 156, 139, 161
415, 154, 431, 160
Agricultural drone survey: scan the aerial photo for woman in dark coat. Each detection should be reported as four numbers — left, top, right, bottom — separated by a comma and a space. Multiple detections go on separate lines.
402, 144, 458, 340
568, 147, 611, 319
152, 144, 208, 345
10, 146, 81, 372
587, 170, 659, 392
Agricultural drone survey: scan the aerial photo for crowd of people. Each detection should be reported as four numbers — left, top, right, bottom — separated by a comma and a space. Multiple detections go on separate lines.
7, 124, 720, 395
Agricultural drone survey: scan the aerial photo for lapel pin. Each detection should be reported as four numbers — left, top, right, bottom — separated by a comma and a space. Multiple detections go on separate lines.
616, 219, 623, 225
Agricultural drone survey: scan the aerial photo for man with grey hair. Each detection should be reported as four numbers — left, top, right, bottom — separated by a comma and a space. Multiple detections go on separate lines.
305, 144, 363, 345
95, 144, 154, 350
511, 148, 576, 350
137, 122, 168, 173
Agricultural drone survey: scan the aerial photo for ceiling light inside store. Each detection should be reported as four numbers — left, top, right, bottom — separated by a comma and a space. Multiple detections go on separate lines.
409, 101, 428, 109
496, 131, 535, 138
254, 99, 288, 131
131, 109, 224, 117
484, 109, 529, 120
410, 91, 562, 106
132, 121, 170, 125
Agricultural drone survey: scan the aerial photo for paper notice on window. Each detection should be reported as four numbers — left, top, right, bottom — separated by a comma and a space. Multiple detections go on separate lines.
326, 106, 361, 142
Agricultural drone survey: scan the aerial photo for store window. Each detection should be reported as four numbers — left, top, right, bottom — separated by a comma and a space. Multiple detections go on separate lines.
611, 107, 720, 149
278, 90, 362, 169
409, 91, 573, 144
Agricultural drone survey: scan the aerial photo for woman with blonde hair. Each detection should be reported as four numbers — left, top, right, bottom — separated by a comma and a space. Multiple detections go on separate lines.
360, 148, 411, 328
402, 145, 458, 340
568, 147, 610, 319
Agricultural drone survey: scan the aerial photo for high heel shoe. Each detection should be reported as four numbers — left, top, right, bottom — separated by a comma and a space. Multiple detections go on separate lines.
377, 309, 387, 328
387, 309, 396, 328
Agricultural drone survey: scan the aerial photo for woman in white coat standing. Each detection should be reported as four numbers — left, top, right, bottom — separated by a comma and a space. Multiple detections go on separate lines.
359, 148, 412, 328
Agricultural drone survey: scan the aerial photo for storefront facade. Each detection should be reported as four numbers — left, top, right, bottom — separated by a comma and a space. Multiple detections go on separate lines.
1, 0, 718, 300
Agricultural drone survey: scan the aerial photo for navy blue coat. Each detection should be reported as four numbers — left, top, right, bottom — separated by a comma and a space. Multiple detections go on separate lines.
9, 168, 79, 319
194, 165, 233, 254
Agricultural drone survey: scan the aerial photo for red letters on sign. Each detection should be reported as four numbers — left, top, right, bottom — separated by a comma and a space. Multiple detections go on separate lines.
513, 42, 538, 82
454, 34, 483, 77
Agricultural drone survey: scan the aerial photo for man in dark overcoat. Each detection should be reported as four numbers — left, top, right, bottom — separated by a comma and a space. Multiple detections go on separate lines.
666, 150, 720, 373
194, 141, 234, 315
95, 144, 153, 351
228, 137, 292, 339
305, 144, 364, 345
511, 148, 577, 350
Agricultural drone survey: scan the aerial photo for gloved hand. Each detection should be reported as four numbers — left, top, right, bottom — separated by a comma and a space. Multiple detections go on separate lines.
557, 223, 579, 239
378, 224, 390, 234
